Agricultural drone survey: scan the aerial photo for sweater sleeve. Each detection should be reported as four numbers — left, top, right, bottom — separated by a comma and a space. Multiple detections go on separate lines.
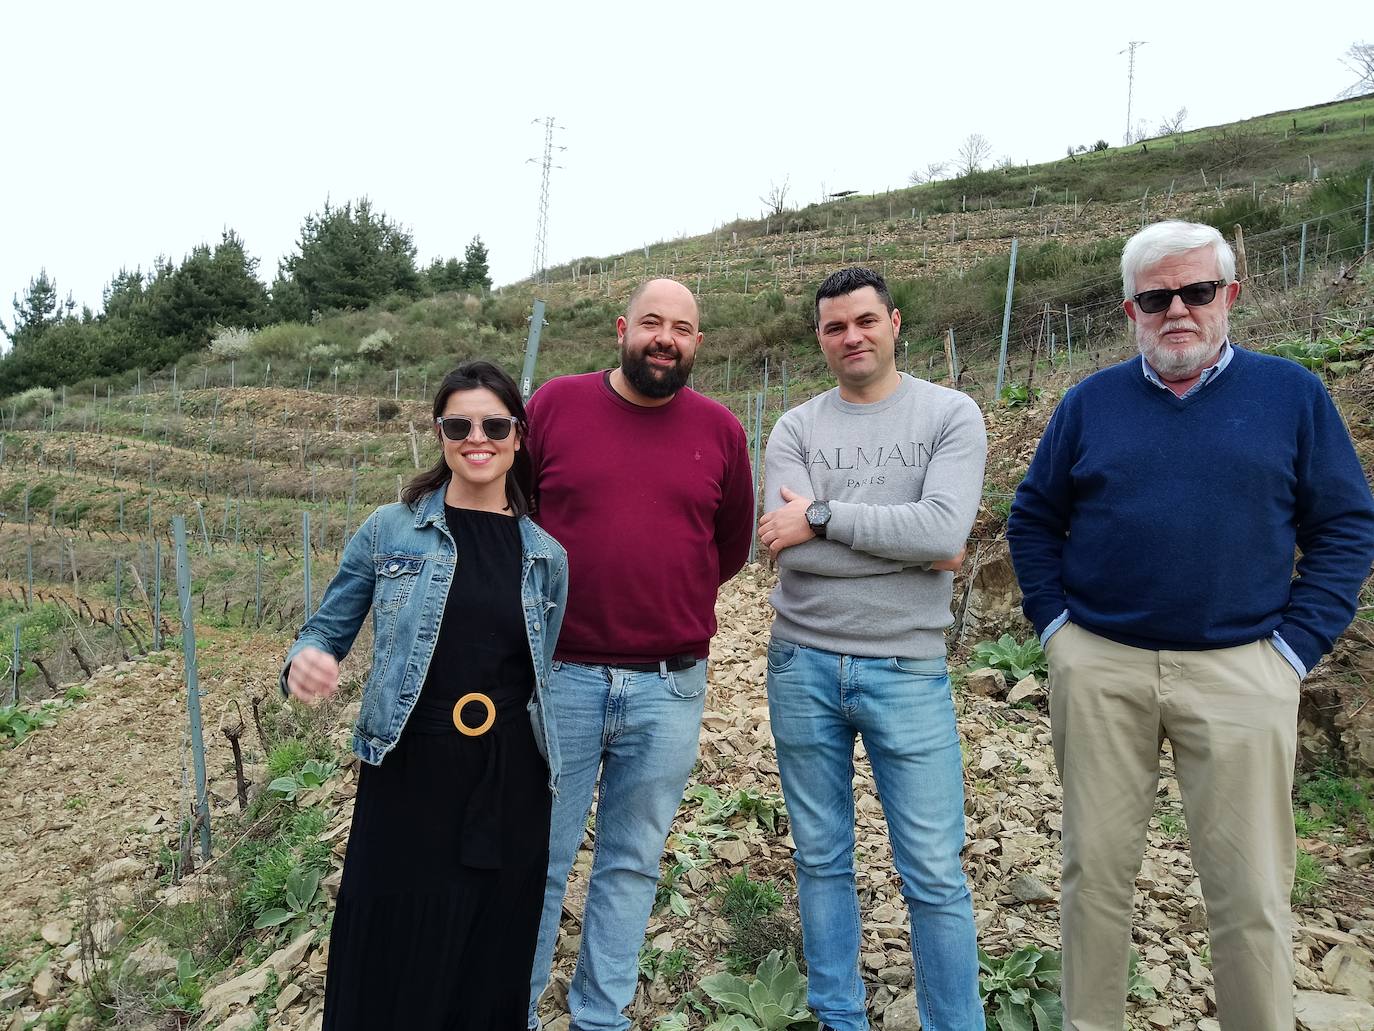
524, 382, 551, 507
765, 409, 926, 577
714, 418, 756, 584
1275, 384, 1374, 671
1007, 396, 1077, 635
823, 391, 987, 563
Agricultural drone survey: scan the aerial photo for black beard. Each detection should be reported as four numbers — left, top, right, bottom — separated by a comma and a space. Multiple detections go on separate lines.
620, 347, 693, 399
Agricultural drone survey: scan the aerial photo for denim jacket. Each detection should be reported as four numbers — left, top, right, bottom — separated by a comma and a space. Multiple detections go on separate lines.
279, 486, 568, 789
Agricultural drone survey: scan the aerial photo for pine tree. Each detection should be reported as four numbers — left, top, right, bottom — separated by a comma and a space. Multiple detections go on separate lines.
461, 235, 491, 290
6, 270, 60, 348
282, 198, 419, 314
145, 231, 268, 346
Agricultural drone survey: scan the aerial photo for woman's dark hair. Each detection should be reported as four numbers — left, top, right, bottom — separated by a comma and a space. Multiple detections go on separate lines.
401, 361, 532, 516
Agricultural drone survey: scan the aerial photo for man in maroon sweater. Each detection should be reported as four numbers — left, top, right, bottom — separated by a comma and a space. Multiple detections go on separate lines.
525, 278, 755, 1031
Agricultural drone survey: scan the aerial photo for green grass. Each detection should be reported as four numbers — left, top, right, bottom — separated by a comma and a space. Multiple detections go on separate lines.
1292, 849, 1327, 905
265, 739, 310, 780
0, 600, 66, 687
710, 870, 803, 975
1154, 803, 1188, 840
1294, 761, 1373, 836
639, 944, 697, 989
714, 870, 784, 926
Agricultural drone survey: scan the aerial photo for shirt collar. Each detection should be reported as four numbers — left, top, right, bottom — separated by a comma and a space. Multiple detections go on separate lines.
1141, 340, 1232, 395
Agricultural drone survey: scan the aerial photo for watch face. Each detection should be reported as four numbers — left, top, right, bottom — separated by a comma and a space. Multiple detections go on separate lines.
806, 501, 829, 527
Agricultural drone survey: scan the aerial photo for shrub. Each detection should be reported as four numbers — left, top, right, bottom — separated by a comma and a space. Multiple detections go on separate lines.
10, 385, 54, 413
1304, 163, 1374, 257
251, 322, 323, 361
357, 328, 394, 362
209, 326, 255, 359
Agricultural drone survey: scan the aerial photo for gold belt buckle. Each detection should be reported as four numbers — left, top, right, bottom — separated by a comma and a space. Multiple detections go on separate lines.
452, 692, 496, 736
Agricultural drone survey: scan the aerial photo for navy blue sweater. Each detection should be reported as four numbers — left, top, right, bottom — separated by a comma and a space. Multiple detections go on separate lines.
1007, 346, 1374, 673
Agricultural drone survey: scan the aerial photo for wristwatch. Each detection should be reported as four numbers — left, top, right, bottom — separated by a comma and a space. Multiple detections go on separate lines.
805, 500, 831, 538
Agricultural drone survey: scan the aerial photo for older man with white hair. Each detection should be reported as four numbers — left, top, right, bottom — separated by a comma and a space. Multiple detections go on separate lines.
1008, 220, 1374, 1030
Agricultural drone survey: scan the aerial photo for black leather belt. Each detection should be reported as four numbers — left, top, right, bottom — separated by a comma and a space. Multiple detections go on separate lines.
614, 654, 699, 674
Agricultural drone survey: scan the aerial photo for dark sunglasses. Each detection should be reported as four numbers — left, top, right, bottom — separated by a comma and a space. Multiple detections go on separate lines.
435, 415, 519, 441
1131, 280, 1225, 314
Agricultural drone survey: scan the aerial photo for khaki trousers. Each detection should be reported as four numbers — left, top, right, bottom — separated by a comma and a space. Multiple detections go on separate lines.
1047, 621, 1299, 1031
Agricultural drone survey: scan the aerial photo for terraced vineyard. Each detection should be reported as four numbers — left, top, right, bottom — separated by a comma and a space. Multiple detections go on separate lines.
1, 95, 1373, 1031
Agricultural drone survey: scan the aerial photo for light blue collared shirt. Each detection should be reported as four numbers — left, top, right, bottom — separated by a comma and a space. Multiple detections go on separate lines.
1040, 341, 1306, 679
1140, 339, 1233, 397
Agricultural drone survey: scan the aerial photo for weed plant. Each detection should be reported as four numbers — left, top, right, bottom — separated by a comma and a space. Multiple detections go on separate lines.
1294, 761, 1373, 837
1292, 849, 1327, 905
715, 870, 784, 926
970, 634, 1047, 682
711, 870, 804, 976
266, 739, 310, 780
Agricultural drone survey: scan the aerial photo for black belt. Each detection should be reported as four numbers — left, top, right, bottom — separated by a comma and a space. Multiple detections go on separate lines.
613, 654, 699, 674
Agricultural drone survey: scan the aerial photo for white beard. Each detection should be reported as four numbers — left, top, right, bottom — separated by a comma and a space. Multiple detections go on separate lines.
1137, 318, 1225, 379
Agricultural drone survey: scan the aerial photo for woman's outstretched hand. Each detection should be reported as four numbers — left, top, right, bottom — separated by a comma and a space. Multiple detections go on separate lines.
287, 646, 340, 705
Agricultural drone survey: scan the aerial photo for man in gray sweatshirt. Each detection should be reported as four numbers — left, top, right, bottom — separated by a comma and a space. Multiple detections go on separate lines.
759, 267, 986, 1031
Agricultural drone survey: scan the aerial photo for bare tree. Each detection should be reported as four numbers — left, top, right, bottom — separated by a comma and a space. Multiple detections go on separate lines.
908, 161, 949, 186
1157, 106, 1188, 136
1338, 41, 1374, 98
955, 134, 992, 177
760, 178, 790, 217
1208, 125, 1261, 164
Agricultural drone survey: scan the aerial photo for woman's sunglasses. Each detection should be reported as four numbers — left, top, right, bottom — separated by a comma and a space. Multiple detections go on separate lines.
435, 415, 519, 442
1131, 280, 1224, 315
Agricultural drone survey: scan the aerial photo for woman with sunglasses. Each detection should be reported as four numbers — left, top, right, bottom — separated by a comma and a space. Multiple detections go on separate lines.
280, 360, 567, 1029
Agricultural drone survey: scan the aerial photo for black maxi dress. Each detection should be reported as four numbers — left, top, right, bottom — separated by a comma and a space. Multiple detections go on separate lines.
323, 506, 552, 1030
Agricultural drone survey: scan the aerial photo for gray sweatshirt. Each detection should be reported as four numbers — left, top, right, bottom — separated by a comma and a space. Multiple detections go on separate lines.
765, 373, 987, 659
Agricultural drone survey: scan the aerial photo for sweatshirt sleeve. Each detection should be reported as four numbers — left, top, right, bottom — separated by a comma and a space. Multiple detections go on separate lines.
1275, 383, 1374, 671
713, 417, 756, 584
1007, 397, 1077, 635
823, 391, 987, 563
524, 381, 551, 506
765, 409, 920, 577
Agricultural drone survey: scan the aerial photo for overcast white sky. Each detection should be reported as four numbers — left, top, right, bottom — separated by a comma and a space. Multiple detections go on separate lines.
1, 0, 1366, 326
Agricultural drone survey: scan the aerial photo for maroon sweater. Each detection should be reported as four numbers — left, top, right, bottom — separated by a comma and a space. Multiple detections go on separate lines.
525, 371, 755, 664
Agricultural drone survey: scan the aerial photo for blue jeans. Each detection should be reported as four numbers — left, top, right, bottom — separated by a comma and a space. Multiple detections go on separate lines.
528, 659, 707, 1031
766, 638, 982, 1031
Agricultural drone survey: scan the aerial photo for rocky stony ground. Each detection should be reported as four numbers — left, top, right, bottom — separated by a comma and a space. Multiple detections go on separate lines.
4, 569, 1374, 1030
